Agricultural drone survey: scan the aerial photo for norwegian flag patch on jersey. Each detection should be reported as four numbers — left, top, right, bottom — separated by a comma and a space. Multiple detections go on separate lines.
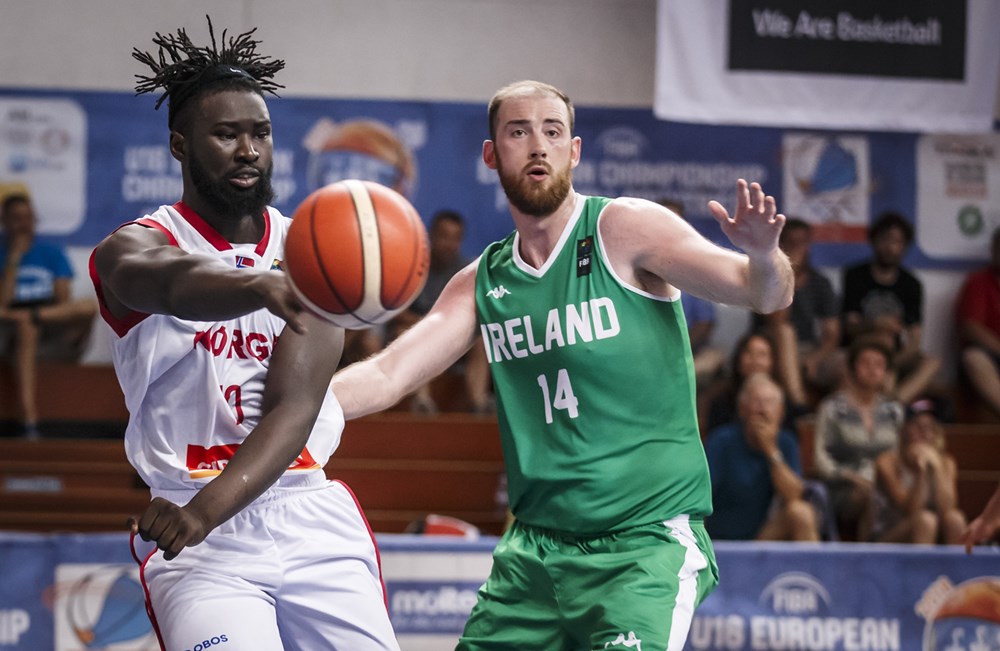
235, 256, 256, 268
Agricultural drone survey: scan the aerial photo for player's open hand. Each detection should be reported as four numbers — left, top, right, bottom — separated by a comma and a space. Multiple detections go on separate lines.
708, 179, 785, 257
130, 497, 211, 561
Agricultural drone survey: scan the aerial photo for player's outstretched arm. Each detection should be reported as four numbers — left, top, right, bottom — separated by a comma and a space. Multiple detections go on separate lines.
964, 482, 1000, 554
604, 179, 792, 314
93, 223, 305, 332
332, 262, 481, 419
133, 313, 344, 559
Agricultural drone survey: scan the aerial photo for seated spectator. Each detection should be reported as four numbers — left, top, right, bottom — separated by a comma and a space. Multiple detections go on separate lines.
814, 336, 904, 541
873, 398, 966, 544
756, 218, 842, 407
840, 211, 940, 404
705, 372, 819, 541
387, 209, 492, 412
0, 194, 97, 438
659, 199, 726, 386
703, 330, 806, 434
956, 226, 1000, 419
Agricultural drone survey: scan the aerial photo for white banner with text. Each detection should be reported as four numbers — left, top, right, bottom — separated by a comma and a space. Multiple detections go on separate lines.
655, 0, 1000, 132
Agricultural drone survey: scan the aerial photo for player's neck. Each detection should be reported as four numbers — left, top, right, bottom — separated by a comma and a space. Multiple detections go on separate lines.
181, 194, 265, 244
510, 191, 577, 268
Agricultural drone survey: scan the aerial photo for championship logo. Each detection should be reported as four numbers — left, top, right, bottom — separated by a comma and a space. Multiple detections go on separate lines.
918, 576, 1000, 651
53, 564, 155, 650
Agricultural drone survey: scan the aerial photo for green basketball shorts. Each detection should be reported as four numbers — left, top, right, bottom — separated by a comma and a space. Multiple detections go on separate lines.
457, 514, 719, 651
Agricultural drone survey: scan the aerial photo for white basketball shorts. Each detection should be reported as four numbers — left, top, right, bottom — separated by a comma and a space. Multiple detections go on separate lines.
134, 473, 400, 651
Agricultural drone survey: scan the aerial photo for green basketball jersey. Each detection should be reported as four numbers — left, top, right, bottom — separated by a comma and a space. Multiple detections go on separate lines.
475, 195, 712, 535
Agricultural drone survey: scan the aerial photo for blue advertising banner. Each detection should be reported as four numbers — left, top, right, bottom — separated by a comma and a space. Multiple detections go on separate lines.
0, 87, 992, 270
2, 533, 999, 651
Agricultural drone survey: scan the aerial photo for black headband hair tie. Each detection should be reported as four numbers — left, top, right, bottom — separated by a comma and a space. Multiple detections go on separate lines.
164, 64, 256, 127
132, 15, 286, 128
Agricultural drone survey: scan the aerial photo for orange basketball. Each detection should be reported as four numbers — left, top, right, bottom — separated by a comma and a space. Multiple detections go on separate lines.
285, 180, 429, 328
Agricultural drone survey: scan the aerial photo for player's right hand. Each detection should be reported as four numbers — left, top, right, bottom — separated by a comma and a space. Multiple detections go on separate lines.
254, 272, 306, 334
130, 497, 211, 561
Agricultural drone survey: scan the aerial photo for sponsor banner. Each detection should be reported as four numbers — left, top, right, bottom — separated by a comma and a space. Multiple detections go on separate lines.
655, 0, 1000, 133
781, 133, 872, 243
0, 97, 87, 234
916, 133, 1000, 260
728, 0, 967, 80
0, 87, 989, 269
3, 533, 1000, 651
690, 542, 1000, 651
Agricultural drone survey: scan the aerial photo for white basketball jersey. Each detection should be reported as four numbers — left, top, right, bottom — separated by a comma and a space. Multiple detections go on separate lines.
91, 202, 344, 491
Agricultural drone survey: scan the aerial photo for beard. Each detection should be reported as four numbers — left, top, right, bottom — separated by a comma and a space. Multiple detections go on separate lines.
189, 153, 275, 219
496, 153, 572, 217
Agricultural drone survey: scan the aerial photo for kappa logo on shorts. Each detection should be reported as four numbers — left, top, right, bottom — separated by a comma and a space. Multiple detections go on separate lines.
604, 631, 642, 650
486, 285, 511, 299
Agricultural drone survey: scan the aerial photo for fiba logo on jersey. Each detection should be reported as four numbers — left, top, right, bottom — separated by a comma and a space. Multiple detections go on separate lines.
52, 563, 155, 650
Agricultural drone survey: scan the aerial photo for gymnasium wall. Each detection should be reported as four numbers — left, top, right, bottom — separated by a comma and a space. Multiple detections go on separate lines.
2, 0, 998, 379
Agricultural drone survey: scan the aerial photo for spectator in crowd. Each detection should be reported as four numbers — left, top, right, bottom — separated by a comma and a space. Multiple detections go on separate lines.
659, 198, 726, 386
705, 372, 820, 541
387, 209, 492, 412
0, 193, 97, 438
703, 330, 805, 434
756, 217, 842, 407
813, 336, 904, 541
873, 397, 966, 544
840, 211, 940, 404
955, 226, 1000, 419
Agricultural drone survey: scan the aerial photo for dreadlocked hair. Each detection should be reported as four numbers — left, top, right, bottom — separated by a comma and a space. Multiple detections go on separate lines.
132, 15, 285, 128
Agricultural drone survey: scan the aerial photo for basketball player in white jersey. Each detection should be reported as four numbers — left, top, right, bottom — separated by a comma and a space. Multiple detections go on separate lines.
90, 19, 399, 650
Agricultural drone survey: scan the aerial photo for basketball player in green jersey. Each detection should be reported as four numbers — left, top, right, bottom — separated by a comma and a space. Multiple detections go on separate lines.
331, 80, 793, 650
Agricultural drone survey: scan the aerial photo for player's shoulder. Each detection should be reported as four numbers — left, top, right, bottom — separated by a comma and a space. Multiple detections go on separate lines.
601, 196, 677, 221
598, 195, 684, 238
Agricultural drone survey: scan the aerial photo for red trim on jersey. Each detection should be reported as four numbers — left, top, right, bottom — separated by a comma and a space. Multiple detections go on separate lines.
130, 530, 167, 651
173, 201, 272, 256
334, 479, 390, 611
88, 219, 179, 337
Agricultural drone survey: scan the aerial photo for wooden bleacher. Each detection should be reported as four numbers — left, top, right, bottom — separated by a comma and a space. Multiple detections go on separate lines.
330, 413, 506, 534
0, 362, 128, 437
2, 361, 997, 540
0, 412, 505, 535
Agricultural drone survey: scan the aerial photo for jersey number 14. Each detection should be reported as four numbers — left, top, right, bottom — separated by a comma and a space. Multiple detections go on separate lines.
536, 369, 579, 424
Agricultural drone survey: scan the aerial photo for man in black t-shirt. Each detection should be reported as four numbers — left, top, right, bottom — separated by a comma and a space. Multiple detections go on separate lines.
840, 211, 940, 403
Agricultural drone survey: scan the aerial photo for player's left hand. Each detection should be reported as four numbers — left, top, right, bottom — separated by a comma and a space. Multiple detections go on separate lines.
130, 497, 210, 561
708, 179, 785, 257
